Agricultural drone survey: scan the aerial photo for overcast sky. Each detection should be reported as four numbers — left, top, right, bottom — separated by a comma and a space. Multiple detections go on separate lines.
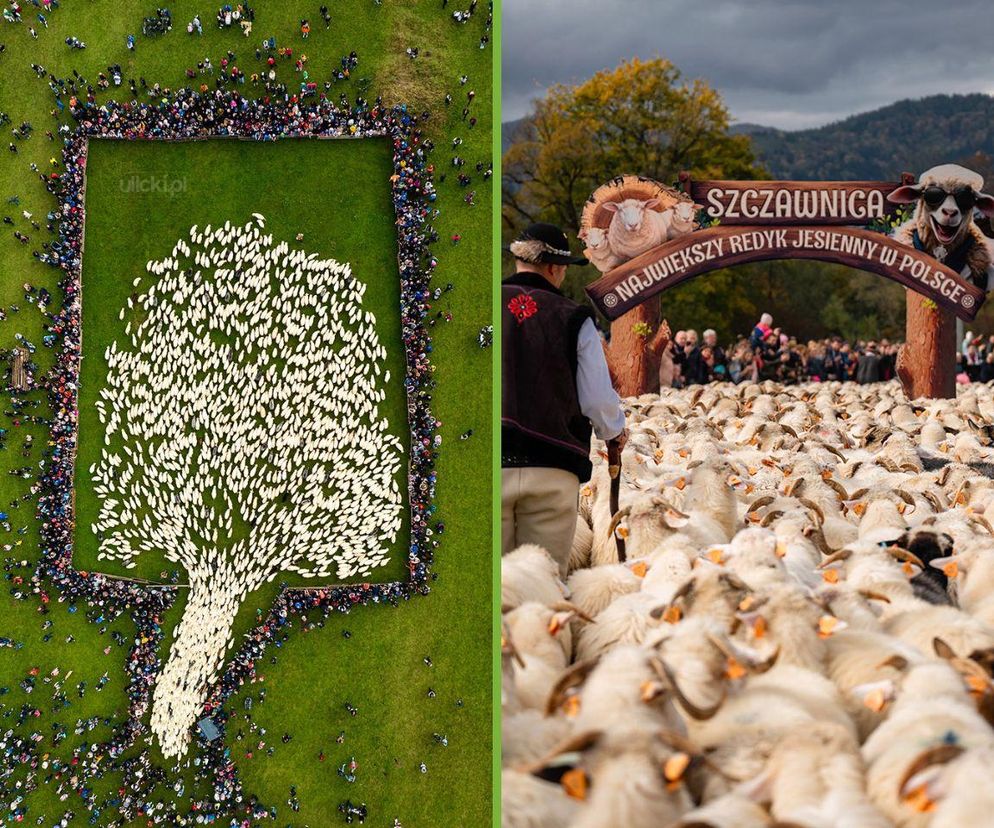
502, 0, 994, 129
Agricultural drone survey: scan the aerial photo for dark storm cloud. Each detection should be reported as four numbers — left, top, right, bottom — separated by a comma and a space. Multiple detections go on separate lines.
502, 0, 994, 128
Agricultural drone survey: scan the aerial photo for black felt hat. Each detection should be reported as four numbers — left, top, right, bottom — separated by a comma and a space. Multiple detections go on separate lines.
507, 222, 588, 266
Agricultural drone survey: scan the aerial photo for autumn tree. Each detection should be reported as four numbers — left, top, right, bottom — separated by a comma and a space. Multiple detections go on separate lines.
502, 57, 763, 393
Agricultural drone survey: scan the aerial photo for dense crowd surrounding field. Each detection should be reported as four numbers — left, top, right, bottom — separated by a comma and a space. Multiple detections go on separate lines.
0, 1, 493, 825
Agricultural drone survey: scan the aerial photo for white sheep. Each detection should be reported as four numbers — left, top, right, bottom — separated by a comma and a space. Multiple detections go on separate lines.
603, 198, 669, 260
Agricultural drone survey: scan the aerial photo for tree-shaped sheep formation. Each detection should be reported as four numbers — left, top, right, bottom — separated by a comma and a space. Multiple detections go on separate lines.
89, 215, 404, 758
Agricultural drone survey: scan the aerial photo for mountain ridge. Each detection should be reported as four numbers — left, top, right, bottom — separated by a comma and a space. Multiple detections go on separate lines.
503, 93, 994, 181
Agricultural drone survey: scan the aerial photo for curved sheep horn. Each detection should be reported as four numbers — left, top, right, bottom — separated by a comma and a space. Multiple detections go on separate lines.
549, 601, 596, 625
518, 729, 604, 775
886, 546, 925, 569
747, 495, 777, 512
803, 525, 834, 556
652, 657, 726, 721
705, 632, 779, 674
858, 589, 891, 604
543, 658, 600, 717
898, 744, 965, 799
750, 645, 781, 674
759, 510, 784, 528
607, 506, 631, 540
785, 477, 805, 497
922, 491, 945, 512
797, 497, 825, 526
819, 442, 846, 461
849, 487, 870, 501
969, 513, 994, 536
892, 489, 916, 507
823, 478, 849, 499
817, 549, 852, 569
875, 653, 910, 672
686, 459, 703, 470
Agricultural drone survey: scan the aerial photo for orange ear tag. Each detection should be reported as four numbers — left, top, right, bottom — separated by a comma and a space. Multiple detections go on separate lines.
562, 695, 581, 717
706, 548, 724, 565
661, 605, 682, 624
738, 596, 755, 612
726, 657, 747, 680
617, 526, 629, 539
943, 561, 959, 579
965, 674, 988, 697
817, 615, 838, 639
561, 768, 588, 801
663, 752, 691, 787
902, 561, 915, 577
903, 784, 936, 813
863, 687, 887, 712
822, 569, 840, 584
753, 616, 767, 639
630, 561, 647, 578
675, 478, 687, 491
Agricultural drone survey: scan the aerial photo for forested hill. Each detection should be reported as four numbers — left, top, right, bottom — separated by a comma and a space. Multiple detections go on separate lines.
503, 94, 994, 181
733, 93, 994, 180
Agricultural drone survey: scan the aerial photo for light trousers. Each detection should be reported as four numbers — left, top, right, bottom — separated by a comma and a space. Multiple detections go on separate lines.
501, 466, 578, 578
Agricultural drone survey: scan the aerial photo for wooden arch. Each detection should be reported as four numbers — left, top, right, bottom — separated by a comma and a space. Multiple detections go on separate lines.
582, 173, 988, 399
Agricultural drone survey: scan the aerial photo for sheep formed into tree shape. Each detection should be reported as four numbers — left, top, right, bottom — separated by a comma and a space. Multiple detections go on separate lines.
89, 215, 404, 758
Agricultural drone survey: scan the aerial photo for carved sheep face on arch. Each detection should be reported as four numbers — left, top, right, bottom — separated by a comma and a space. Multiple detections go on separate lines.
603, 197, 661, 232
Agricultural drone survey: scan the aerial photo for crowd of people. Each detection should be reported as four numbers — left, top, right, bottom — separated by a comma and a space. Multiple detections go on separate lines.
27, 87, 446, 823
659, 313, 907, 388
0, 0, 492, 817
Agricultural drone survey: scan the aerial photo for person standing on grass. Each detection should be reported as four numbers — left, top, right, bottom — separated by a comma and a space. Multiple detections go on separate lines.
502, 223, 627, 576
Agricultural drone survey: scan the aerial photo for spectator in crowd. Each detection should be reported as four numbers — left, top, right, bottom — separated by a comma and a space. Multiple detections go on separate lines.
856, 341, 882, 384
749, 312, 773, 349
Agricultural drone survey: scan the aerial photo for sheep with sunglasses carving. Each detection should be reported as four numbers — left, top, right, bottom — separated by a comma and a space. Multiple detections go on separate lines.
888, 164, 994, 292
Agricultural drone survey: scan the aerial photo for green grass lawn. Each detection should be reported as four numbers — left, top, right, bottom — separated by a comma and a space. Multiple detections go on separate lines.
0, 1, 494, 825
75, 137, 411, 586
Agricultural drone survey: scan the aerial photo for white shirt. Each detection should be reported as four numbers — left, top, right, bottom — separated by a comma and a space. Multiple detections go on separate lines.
576, 318, 626, 441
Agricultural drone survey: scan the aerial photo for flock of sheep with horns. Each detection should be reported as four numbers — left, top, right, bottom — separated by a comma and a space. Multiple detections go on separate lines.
502, 378, 994, 828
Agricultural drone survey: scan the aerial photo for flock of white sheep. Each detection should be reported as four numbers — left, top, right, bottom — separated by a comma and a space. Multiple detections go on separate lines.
503, 379, 994, 827
90, 215, 404, 758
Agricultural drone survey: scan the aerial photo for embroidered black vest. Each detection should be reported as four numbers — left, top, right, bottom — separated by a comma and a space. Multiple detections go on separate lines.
502, 272, 595, 480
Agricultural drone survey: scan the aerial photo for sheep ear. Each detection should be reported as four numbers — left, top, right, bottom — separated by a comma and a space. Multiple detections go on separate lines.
929, 555, 961, 577
602, 201, 620, 213
643, 197, 661, 210
976, 193, 994, 217
886, 184, 922, 204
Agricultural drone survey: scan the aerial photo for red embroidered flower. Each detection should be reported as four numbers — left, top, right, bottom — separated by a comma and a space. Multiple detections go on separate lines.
507, 293, 538, 324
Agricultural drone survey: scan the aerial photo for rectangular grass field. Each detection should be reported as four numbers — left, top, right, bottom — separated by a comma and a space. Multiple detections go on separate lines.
75, 137, 411, 585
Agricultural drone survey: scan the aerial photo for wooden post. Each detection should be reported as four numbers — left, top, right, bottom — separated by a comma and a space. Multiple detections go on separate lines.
606, 301, 661, 398
897, 291, 957, 400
